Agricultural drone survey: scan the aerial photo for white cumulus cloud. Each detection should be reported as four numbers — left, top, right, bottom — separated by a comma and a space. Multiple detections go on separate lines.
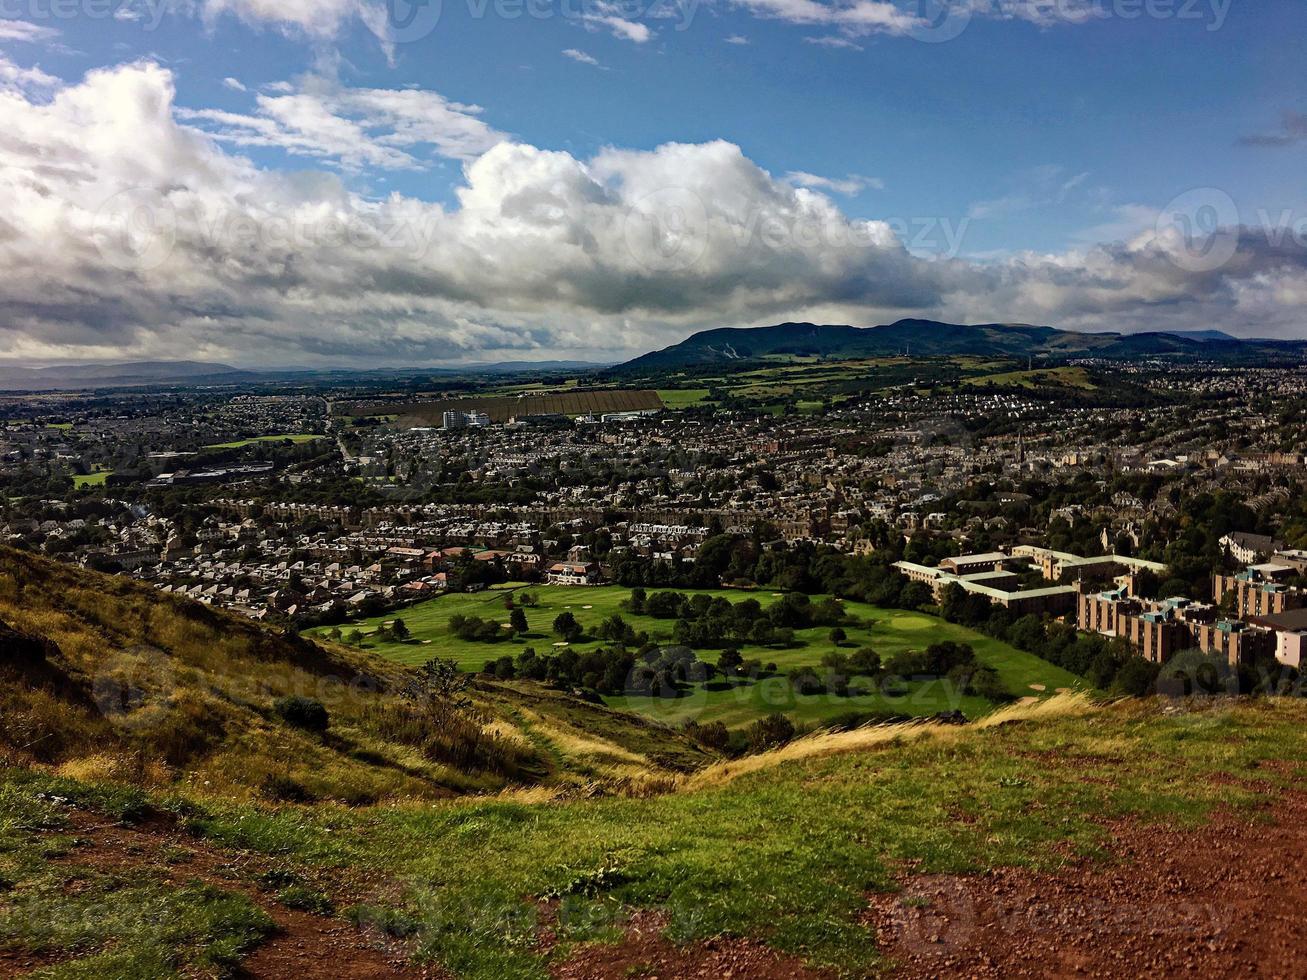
0, 58, 1305, 370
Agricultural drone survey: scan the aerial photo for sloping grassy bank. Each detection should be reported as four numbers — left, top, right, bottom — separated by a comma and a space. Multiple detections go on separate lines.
5, 695, 1307, 977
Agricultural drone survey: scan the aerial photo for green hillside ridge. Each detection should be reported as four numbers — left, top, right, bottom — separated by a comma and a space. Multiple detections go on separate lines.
0, 548, 710, 804
611, 320, 1307, 376
3, 694, 1307, 977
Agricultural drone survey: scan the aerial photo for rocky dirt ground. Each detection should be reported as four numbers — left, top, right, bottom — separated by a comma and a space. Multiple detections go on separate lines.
866, 768, 1307, 978
40, 809, 437, 980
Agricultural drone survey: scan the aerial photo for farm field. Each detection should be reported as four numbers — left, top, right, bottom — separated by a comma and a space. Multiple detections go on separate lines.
654, 388, 712, 408
349, 390, 664, 427
307, 585, 1083, 728
960, 366, 1097, 390
203, 433, 324, 449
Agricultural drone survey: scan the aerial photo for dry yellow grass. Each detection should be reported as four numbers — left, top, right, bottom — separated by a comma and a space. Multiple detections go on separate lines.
55, 753, 171, 786
683, 691, 1099, 791
533, 723, 649, 767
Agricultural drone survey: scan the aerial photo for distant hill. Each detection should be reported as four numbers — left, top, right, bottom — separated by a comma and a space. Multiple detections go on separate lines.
0, 358, 614, 391
611, 320, 1307, 375
0, 360, 259, 391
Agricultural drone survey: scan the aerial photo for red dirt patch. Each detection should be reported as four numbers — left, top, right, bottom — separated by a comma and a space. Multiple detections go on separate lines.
867, 781, 1307, 977
0, 949, 70, 976
38, 808, 441, 980
551, 910, 834, 980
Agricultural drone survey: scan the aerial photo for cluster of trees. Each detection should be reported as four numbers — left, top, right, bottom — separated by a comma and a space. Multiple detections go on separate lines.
784, 641, 1007, 701
448, 610, 530, 643
449, 614, 509, 643
623, 588, 851, 650
480, 643, 713, 697
324, 620, 410, 647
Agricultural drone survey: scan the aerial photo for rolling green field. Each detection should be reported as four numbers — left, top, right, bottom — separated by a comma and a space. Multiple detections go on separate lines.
960, 366, 1097, 390
308, 586, 1083, 728
203, 434, 324, 449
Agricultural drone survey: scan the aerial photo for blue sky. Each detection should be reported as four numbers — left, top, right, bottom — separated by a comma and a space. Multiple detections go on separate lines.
0, 0, 1304, 364
26, 0, 1292, 252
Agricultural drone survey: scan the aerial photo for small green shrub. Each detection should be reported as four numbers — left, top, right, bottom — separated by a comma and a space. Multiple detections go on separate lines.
277, 885, 334, 915
272, 696, 329, 733
746, 712, 796, 752
260, 773, 315, 804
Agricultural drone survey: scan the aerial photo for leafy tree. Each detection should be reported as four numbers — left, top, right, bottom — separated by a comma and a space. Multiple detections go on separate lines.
848, 647, 881, 674
1113, 656, 1161, 697
404, 658, 471, 705
553, 611, 582, 642
717, 648, 744, 676
510, 607, 529, 635
597, 614, 631, 642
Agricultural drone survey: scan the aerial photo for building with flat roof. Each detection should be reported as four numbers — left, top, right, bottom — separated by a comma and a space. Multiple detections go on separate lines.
1077, 586, 1190, 664
1011, 545, 1168, 583
939, 552, 1009, 576
1079, 584, 1273, 667
893, 560, 1077, 616
1247, 608, 1307, 669
1272, 549, 1307, 576
1213, 564, 1305, 619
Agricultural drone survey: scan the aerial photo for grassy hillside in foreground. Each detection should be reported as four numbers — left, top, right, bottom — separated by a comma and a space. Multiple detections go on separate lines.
4, 695, 1307, 977
306, 585, 1084, 727
0, 548, 710, 804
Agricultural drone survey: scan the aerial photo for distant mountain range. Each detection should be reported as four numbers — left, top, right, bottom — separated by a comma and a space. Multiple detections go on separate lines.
611, 320, 1307, 375
3, 324, 1301, 391
0, 359, 609, 391
0, 361, 262, 391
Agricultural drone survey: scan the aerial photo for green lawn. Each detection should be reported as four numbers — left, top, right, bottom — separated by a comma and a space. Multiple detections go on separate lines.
203, 434, 324, 449
308, 586, 1083, 728
72, 471, 112, 488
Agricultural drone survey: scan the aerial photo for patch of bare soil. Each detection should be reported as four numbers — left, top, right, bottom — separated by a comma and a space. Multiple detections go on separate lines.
551, 910, 834, 980
38, 808, 441, 980
0, 949, 69, 976
867, 778, 1307, 978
